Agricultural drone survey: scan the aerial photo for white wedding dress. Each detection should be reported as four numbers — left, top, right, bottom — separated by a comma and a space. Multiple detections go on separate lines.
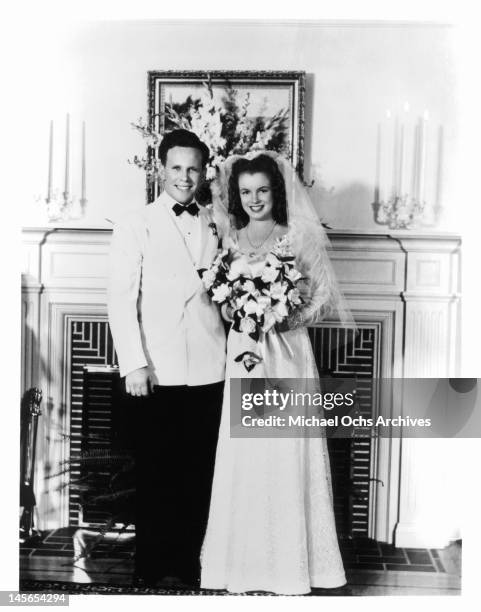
200, 236, 347, 595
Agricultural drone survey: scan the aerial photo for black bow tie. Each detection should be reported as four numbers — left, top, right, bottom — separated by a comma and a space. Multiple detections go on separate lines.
173, 202, 199, 217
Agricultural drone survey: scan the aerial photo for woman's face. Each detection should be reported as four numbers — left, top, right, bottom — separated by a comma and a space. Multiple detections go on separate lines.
238, 172, 274, 222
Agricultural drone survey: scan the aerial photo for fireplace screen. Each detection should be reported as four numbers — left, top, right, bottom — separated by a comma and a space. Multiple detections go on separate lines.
68, 320, 120, 526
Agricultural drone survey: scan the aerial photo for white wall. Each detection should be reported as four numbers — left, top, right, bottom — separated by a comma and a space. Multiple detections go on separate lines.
28, 20, 457, 230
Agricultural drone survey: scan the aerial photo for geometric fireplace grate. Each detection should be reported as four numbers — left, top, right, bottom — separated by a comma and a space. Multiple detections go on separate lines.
309, 326, 378, 539
69, 320, 378, 538
68, 320, 118, 526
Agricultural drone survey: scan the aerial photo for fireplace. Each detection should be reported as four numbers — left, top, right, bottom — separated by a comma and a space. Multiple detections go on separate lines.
65, 320, 379, 538
21, 226, 461, 547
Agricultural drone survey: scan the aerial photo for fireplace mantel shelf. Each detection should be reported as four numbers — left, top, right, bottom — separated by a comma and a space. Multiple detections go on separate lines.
21, 224, 461, 241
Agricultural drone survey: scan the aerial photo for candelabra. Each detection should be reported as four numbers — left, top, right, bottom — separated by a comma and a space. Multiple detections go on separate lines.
373, 105, 442, 230
44, 190, 84, 222
41, 114, 87, 222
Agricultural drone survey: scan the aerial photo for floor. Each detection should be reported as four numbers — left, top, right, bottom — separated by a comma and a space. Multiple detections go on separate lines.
19, 528, 462, 596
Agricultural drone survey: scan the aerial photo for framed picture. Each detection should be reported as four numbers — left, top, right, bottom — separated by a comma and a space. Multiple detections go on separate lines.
147, 70, 306, 202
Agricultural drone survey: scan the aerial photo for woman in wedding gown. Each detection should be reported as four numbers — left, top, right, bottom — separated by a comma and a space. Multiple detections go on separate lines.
200, 153, 351, 595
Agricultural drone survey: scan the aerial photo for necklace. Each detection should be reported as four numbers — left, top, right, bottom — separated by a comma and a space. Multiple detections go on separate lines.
246, 222, 277, 252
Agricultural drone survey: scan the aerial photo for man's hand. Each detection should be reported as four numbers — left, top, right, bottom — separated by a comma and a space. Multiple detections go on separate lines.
125, 366, 152, 397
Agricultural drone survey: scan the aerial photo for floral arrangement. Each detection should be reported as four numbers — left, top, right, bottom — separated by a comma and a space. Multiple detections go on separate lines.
130, 76, 290, 192
199, 237, 305, 370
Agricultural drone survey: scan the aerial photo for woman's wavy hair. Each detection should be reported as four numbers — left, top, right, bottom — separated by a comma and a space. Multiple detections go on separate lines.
228, 154, 288, 229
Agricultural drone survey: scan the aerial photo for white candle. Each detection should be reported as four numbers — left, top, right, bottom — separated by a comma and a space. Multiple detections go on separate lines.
435, 125, 444, 216
47, 120, 53, 201
381, 110, 392, 202
375, 123, 381, 203
81, 121, 86, 201
418, 110, 428, 203
411, 122, 419, 198
398, 102, 409, 197
398, 122, 405, 196
64, 113, 70, 197
392, 116, 399, 199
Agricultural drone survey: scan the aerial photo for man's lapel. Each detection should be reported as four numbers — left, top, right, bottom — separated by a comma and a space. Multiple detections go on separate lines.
197, 205, 219, 271
154, 193, 204, 302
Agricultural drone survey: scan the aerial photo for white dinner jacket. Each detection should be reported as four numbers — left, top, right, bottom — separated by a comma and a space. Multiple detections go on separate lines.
107, 191, 226, 386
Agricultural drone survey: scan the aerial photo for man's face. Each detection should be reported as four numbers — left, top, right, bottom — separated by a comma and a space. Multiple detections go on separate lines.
161, 146, 204, 205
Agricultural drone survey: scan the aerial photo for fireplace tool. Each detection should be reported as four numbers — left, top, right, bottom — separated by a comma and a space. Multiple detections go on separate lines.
19, 387, 43, 544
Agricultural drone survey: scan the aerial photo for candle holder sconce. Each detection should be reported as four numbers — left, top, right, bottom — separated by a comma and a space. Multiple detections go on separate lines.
373, 194, 426, 230
43, 190, 85, 223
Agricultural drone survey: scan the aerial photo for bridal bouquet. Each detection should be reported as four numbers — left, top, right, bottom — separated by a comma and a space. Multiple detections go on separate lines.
199, 239, 305, 343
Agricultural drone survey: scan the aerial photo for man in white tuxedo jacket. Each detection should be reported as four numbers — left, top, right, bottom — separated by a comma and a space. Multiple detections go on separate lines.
107, 130, 226, 586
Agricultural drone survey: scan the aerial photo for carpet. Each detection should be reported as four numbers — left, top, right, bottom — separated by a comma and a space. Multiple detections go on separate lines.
19, 579, 351, 596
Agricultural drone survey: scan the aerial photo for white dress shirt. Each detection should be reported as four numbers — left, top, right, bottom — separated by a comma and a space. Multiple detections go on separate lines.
166, 192, 202, 267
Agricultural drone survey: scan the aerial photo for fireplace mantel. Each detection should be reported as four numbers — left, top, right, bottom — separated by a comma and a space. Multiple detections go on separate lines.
21, 226, 461, 547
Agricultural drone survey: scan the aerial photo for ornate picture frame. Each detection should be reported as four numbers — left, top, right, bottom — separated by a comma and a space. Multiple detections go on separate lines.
147, 70, 306, 201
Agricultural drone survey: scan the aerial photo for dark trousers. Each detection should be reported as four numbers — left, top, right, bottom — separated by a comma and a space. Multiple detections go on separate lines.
123, 381, 223, 581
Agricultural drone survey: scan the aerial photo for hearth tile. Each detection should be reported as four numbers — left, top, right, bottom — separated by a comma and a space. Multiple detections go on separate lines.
357, 555, 382, 563
346, 562, 385, 571
27, 543, 66, 551
379, 554, 408, 563
48, 527, 78, 537
352, 539, 380, 551
379, 542, 401, 554
405, 550, 432, 564
32, 550, 73, 558
386, 564, 436, 573
90, 551, 133, 559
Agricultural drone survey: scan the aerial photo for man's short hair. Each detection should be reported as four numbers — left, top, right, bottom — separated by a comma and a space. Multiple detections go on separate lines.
158, 129, 210, 167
